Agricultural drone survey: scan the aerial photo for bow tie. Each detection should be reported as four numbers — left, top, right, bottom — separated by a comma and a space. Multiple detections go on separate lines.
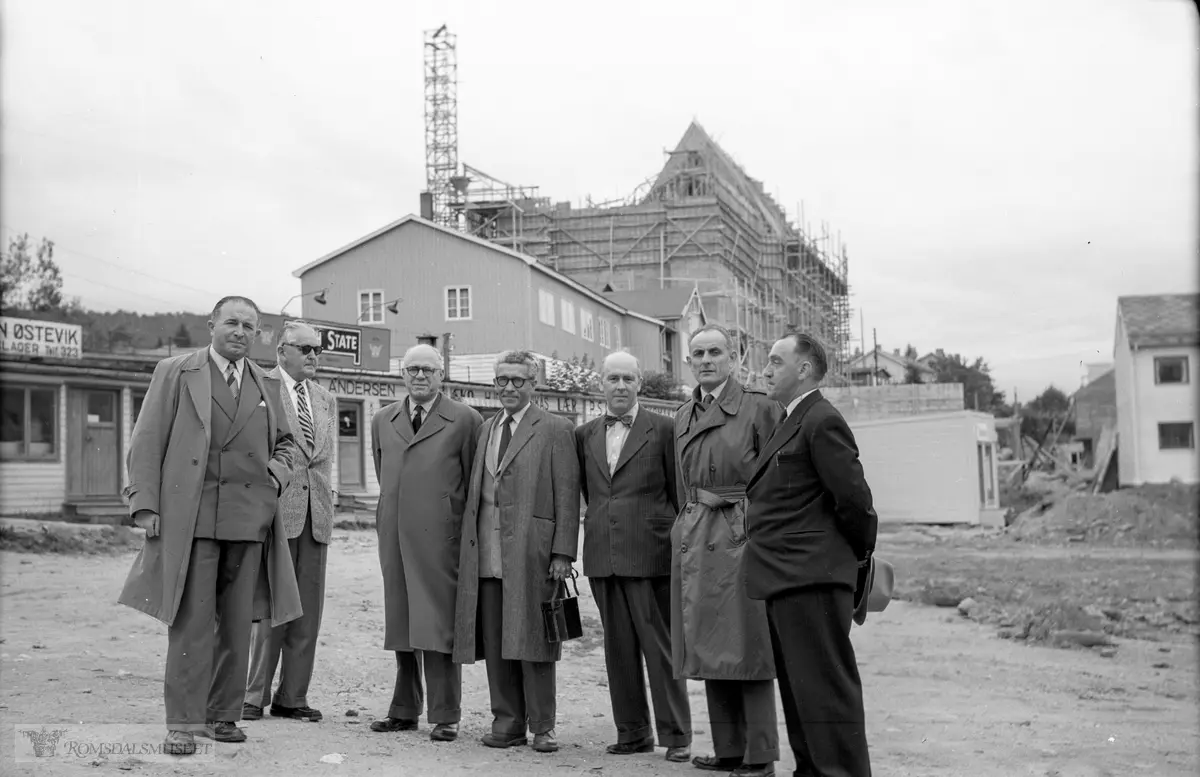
605, 414, 633, 428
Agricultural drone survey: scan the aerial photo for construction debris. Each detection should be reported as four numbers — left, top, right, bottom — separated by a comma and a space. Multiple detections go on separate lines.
1007, 480, 1198, 548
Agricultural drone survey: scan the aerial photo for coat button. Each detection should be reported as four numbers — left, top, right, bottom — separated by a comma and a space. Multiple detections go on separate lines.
303, 485, 308, 491
191, 458, 198, 465
220, 479, 228, 485
470, 540, 476, 547
244, 483, 251, 489
248, 452, 255, 458
707, 542, 715, 551
680, 543, 688, 553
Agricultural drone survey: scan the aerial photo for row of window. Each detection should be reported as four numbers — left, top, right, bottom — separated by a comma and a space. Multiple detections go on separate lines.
537, 289, 619, 348
358, 287, 472, 324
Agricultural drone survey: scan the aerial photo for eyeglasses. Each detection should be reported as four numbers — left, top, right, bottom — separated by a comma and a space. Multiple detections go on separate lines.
286, 343, 323, 356
494, 376, 528, 389
405, 366, 440, 377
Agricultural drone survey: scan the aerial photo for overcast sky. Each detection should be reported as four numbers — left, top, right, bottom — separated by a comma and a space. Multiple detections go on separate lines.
3, 0, 1196, 401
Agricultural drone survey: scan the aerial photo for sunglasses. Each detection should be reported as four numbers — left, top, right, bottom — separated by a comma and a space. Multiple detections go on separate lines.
287, 343, 323, 356
405, 366, 439, 377
494, 376, 528, 389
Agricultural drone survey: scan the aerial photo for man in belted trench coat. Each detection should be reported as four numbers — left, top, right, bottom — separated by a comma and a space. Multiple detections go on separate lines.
118, 296, 301, 756
671, 324, 784, 777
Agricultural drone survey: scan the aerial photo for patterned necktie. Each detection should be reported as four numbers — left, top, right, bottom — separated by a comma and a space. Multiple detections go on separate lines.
295, 381, 315, 450
225, 363, 239, 399
412, 404, 424, 433
604, 414, 633, 428
497, 415, 513, 464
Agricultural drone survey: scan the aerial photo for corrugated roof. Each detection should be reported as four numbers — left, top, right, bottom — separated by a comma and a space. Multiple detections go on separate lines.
603, 288, 697, 319
1118, 293, 1200, 348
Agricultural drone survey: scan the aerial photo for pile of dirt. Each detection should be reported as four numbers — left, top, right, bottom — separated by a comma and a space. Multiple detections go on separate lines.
0, 519, 142, 555
1007, 483, 1198, 547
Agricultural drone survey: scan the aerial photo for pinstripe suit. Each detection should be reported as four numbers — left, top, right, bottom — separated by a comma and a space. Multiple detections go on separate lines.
576, 405, 691, 748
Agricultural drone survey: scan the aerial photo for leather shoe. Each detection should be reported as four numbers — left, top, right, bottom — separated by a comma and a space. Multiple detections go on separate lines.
163, 731, 195, 756
481, 732, 528, 748
692, 754, 743, 771
198, 721, 246, 743
731, 764, 775, 777
370, 717, 417, 733
270, 704, 323, 722
666, 745, 691, 762
241, 703, 263, 721
607, 737, 654, 755
430, 723, 459, 742
532, 730, 559, 753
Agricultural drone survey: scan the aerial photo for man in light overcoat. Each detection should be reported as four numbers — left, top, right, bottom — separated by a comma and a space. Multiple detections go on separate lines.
369, 344, 482, 742
244, 321, 337, 723
672, 324, 784, 777
119, 296, 301, 756
453, 350, 580, 754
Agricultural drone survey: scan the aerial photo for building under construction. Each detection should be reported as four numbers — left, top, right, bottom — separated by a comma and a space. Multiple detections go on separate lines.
423, 28, 850, 382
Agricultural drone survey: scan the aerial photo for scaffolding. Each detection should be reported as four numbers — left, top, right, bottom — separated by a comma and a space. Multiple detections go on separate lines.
423, 26, 459, 229
445, 122, 852, 383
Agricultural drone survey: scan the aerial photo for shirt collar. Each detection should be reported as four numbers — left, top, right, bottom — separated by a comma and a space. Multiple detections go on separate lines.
278, 367, 303, 391
410, 394, 437, 416
702, 378, 729, 403
606, 402, 639, 423
209, 346, 243, 376
785, 388, 818, 418
504, 402, 531, 427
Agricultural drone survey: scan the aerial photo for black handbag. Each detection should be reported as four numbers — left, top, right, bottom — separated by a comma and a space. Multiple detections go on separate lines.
542, 570, 583, 644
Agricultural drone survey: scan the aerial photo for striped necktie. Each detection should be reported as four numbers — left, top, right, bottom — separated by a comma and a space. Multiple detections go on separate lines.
295, 381, 315, 450
225, 363, 239, 399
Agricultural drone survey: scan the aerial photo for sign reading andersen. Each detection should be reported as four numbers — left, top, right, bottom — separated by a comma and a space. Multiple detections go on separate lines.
0, 316, 83, 360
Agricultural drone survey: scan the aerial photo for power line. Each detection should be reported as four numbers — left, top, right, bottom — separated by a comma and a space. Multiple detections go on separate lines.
59, 271, 205, 312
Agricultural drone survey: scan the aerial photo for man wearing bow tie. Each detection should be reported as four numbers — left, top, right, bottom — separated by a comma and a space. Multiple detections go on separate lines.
453, 350, 580, 754
119, 296, 300, 756
369, 344, 482, 742
575, 351, 692, 763
244, 320, 337, 724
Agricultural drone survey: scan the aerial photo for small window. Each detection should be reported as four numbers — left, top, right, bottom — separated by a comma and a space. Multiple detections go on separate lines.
359, 290, 385, 324
538, 289, 556, 326
561, 300, 576, 334
446, 286, 472, 321
1159, 422, 1194, 450
1155, 356, 1189, 385
598, 317, 610, 348
0, 385, 58, 460
580, 310, 595, 342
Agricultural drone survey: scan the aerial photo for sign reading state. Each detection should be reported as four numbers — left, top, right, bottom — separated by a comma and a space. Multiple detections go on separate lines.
250, 313, 391, 372
0, 316, 83, 360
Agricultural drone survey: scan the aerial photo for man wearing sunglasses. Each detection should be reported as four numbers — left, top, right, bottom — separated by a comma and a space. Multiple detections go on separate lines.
453, 350, 580, 755
245, 321, 337, 724
369, 344, 482, 742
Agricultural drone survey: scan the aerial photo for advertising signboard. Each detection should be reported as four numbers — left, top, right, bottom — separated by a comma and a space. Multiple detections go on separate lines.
251, 313, 391, 372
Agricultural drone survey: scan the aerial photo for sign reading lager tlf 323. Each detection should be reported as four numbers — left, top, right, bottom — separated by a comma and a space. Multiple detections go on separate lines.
251, 313, 391, 372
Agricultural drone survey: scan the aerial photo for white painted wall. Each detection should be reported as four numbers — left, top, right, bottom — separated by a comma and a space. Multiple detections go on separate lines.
1126, 346, 1198, 485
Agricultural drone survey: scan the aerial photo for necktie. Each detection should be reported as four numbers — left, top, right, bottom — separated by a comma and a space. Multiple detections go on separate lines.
225, 364, 238, 399
604, 414, 633, 428
295, 381, 315, 450
702, 393, 714, 407
693, 392, 713, 421
497, 415, 513, 464
412, 404, 424, 433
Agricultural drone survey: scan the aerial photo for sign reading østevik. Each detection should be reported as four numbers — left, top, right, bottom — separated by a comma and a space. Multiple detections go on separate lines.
0, 317, 83, 360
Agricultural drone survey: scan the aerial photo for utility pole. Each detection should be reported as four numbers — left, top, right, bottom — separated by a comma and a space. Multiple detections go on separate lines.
872, 327, 879, 386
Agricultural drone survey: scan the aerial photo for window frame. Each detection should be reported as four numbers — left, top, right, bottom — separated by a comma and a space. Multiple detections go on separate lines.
561, 299, 576, 334
538, 289, 556, 327
1154, 356, 1189, 385
0, 384, 59, 462
598, 316, 610, 348
445, 285, 473, 321
358, 289, 385, 324
580, 309, 595, 342
1158, 422, 1195, 450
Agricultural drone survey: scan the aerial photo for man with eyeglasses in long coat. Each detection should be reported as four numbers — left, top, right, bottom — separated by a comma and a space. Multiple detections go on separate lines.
369, 344, 482, 742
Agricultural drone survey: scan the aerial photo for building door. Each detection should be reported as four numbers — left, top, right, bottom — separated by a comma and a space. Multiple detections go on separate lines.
337, 401, 363, 490
67, 388, 121, 497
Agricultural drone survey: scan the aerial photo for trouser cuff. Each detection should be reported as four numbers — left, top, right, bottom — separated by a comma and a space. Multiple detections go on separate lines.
616, 723, 653, 743
527, 715, 556, 735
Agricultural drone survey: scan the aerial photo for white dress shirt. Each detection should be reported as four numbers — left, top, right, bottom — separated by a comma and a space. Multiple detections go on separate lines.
702, 378, 729, 405
785, 388, 819, 419
410, 395, 436, 425
209, 346, 244, 393
488, 402, 532, 470
278, 368, 308, 415
604, 402, 639, 474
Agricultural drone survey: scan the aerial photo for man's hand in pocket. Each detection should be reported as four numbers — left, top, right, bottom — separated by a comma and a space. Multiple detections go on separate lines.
133, 510, 160, 538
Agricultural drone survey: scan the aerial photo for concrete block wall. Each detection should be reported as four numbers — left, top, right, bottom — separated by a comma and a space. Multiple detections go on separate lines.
822, 383, 965, 423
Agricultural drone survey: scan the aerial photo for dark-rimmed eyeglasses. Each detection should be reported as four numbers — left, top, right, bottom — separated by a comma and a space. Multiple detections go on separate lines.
286, 343, 323, 356
494, 376, 528, 389
405, 366, 440, 377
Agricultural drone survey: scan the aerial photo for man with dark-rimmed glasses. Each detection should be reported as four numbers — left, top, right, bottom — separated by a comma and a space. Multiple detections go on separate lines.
452, 350, 580, 754
369, 344, 482, 741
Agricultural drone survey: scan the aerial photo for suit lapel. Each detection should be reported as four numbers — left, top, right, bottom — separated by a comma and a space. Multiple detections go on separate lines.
210, 361, 237, 421
748, 390, 823, 486
183, 350, 212, 452
392, 398, 414, 443
589, 418, 610, 482
410, 394, 448, 446
679, 383, 737, 456
611, 409, 651, 477
483, 413, 500, 476
271, 367, 309, 462
313, 386, 334, 458
225, 363, 264, 445
498, 405, 539, 475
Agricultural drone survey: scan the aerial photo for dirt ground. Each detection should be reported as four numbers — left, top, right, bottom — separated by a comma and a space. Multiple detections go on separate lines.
1, 526, 1197, 777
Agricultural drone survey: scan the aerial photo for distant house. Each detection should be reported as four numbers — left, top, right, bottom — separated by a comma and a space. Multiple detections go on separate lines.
1072, 367, 1115, 467
1113, 293, 1199, 485
602, 285, 707, 385
846, 346, 936, 386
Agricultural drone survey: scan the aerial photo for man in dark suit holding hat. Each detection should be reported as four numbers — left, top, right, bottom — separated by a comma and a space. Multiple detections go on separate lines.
743, 332, 878, 777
